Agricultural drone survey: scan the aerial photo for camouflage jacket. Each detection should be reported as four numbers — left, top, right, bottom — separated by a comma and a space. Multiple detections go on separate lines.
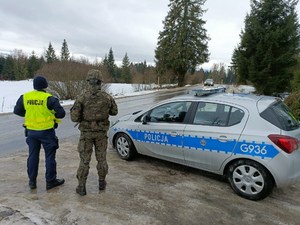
70, 89, 118, 132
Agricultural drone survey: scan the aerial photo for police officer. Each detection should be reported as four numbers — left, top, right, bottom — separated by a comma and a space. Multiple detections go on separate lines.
14, 75, 65, 190
70, 69, 118, 196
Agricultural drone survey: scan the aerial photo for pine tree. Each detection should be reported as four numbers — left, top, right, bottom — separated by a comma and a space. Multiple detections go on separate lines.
2, 55, 15, 80
232, 0, 300, 95
102, 54, 108, 65
135, 60, 147, 74
61, 39, 70, 61
155, 0, 210, 87
0, 56, 5, 77
121, 53, 131, 83
106, 47, 117, 81
27, 51, 41, 78
11, 49, 28, 80
45, 42, 57, 63
223, 67, 236, 84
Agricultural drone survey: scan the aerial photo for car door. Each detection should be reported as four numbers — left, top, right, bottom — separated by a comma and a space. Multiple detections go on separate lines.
136, 101, 192, 164
183, 101, 248, 172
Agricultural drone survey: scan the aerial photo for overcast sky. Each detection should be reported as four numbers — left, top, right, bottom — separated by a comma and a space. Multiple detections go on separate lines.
0, 0, 299, 69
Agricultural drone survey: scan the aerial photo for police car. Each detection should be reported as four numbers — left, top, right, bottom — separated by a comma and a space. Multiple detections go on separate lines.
108, 87, 300, 200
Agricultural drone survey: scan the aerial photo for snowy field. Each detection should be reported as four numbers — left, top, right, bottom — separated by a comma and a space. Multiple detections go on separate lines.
0, 80, 157, 113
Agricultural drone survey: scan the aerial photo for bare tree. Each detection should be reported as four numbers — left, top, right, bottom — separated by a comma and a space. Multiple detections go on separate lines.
37, 61, 109, 100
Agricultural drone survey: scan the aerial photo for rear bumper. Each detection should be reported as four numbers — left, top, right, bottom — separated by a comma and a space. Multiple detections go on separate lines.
269, 150, 300, 187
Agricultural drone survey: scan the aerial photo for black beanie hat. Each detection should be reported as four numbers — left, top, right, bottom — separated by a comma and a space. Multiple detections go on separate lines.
33, 76, 48, 90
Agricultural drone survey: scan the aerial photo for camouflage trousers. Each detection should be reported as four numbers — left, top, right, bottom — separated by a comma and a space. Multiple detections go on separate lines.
76, 131, 108, 185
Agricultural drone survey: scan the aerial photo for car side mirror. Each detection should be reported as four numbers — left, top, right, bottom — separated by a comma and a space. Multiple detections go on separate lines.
142, 115, 150, 124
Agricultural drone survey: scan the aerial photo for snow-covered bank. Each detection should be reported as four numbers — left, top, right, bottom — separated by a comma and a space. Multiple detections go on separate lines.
0, 80, 157, 113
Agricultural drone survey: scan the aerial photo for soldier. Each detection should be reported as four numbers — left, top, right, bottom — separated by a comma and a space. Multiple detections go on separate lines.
70, 69, 118, 196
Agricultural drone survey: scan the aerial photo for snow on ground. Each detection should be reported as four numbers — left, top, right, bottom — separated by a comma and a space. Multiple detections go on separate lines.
0, 80, 156, 113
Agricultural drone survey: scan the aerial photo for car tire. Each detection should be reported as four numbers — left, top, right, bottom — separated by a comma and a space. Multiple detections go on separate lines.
227, 159, 274, 201
114, 133, 137, 161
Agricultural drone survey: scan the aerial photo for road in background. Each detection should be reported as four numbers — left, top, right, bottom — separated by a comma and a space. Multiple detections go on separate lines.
0, 85, 197, 156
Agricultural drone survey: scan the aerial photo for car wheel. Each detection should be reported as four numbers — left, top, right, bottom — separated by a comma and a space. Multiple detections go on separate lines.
227, 159, 274, 200
114, 133, 137, 161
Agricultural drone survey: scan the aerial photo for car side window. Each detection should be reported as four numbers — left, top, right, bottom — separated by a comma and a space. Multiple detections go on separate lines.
149, 101, 191, 123
193, 102, 244, 126
228, 108, 245, 126
193, 102, 221, 125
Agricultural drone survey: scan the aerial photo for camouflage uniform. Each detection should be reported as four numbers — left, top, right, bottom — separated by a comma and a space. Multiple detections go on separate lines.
70, 69, 118, 195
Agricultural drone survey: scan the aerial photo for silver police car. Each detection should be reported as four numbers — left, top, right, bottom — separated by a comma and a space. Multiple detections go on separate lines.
108, 87, 300, 200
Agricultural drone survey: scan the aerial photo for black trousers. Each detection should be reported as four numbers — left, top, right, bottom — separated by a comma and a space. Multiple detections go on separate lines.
26, 128, 58, 183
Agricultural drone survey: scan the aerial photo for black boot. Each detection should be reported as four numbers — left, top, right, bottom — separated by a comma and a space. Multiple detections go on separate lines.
46, 178, 65, 190
99, 180, 106, 190
29, 180, 37, 189
76, 184, 87, 196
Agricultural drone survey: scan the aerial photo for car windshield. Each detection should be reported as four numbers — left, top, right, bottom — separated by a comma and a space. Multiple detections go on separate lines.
261, 101, 300, 131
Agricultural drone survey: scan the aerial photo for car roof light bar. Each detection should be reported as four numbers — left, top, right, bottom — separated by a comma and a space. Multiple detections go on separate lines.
192, 86, 226, 96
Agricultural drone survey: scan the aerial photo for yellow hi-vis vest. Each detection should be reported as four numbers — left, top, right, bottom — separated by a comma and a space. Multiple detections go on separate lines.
23, 90, 59, 130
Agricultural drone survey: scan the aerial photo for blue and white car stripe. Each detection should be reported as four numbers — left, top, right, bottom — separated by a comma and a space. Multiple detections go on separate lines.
115, 128, 279, 159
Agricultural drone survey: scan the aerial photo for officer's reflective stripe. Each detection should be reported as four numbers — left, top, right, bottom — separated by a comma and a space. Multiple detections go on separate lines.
118, 129, 280, 159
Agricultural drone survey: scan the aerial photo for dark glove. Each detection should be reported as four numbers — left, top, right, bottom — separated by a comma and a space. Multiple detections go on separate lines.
23, 124, 28, 137
54, 122, 58, 129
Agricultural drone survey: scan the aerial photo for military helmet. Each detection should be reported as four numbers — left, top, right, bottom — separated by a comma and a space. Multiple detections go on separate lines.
86, 69, 103, 82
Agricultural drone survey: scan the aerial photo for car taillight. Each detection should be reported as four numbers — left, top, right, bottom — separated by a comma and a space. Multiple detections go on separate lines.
268, 134, 299, 154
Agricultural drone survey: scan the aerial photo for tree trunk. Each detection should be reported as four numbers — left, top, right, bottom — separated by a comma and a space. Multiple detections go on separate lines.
177, 72, 185, 87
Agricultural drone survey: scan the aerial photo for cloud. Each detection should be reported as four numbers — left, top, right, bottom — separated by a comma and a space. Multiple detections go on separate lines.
0, 0, 298, 68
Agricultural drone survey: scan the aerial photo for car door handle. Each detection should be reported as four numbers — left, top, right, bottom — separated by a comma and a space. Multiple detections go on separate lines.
169, 131, 178, 137
218, 135, 230, 142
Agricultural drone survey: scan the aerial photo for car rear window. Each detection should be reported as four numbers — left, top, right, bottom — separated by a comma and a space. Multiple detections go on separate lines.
260, 101, 299, 131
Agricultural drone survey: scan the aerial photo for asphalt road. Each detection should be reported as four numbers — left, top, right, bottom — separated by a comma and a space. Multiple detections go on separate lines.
0, 86, 195, 156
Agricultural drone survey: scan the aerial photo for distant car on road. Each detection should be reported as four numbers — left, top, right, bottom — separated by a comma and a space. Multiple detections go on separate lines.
204, 78, 214, 86
108, 87, 300, 201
